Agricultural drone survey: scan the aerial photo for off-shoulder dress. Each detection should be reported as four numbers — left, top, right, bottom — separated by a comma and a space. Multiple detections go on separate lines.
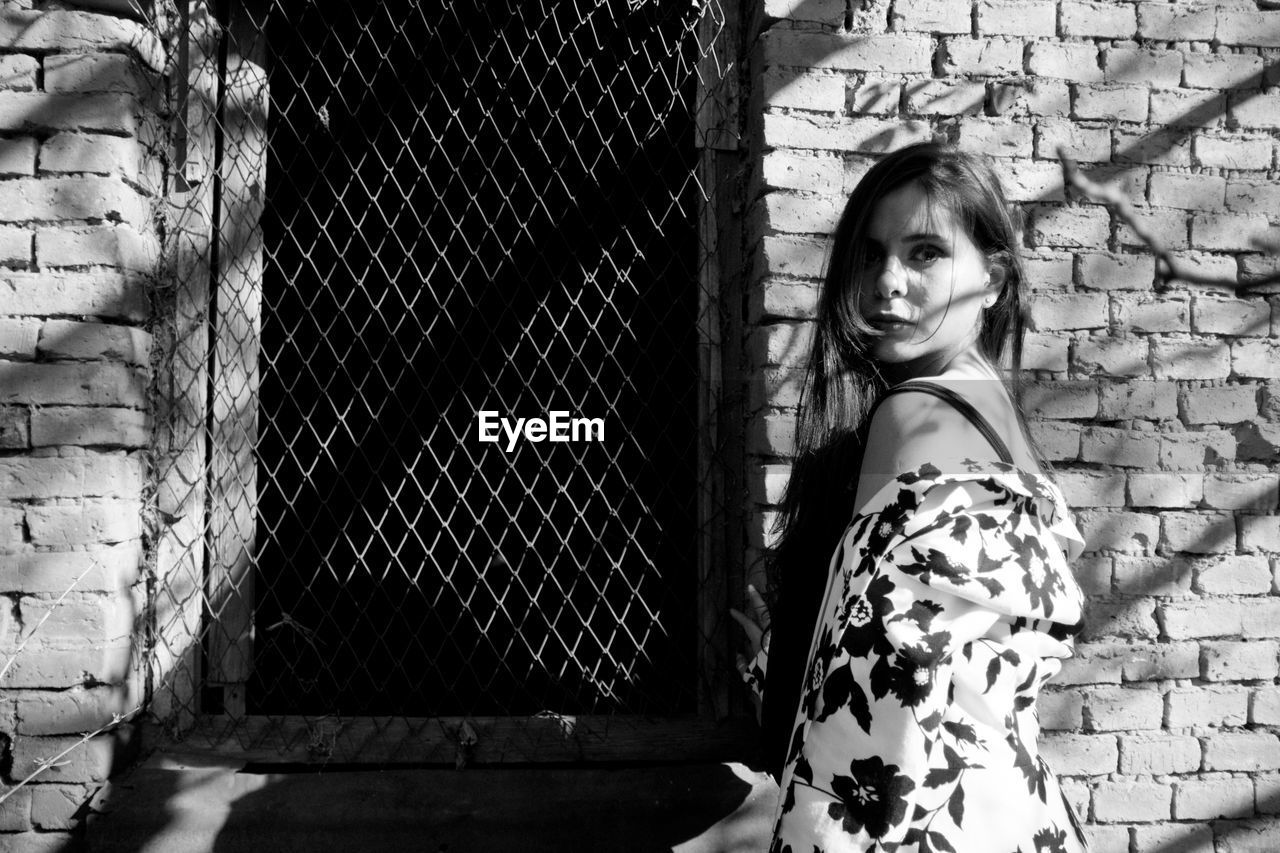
752, 385, 1090, 853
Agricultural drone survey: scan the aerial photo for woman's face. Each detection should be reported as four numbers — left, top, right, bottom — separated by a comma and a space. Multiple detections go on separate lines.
855, 181, 1001, 380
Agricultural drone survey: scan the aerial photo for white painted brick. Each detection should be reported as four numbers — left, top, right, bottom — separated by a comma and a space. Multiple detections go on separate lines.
847, 77, 900, 116
989, 79, 1070, 118
8, 733, 116, 784
1181, 383, 1259, 424
0, 271, 147, 320
1057, 469, 1126, 507
1035, 119, 1110, 163
904, 80, 985, 116
750, 411, 796, 457
1202, 640, 1279, 681
2, 542, 142, 594
1028, 420, 1081, 460
750, 463, 792, 505
1115, 127, 1192, 167
1024, 254, 1075, 289
752, 367, 806, 411
762, 30, 934, 74
1027, 42, 1103, 83
1112, 295, 1187, 334
1024, 380, 1100, 418
1085, 599, 1159, 640
1083, 825, 1130, 852
1240, 515, 1280, 553
1117, 208, 1188, 252
752, 278, 819, 322
1121, 733, 1202, 775
762, 191, 844, 235
1099, 379, 1178, 420
1184, 52, 1265, 89
1192, 212, 1275, 252
760, 151, 845, 195
763, 0, 846, 23
1136, 3, 1216, 42
26, 499, 143, 547
1158, 428, 1236, 469
0, 54, 37, 91
750, 322, 813, 368
1167, 685, 1248, 727
1253, 686, 1280, 724
1162, 598, 1244, 639
1233, 341, 1280, 380
15, 686, 128, 735
892, 0, 970, 34
758, 235, 829, 283
1151, 87, 1226, 130
37, 320, 150, 365
1093, 777, 1172, 821
1133, 823, 1214, 853
1231, 92, 1280, 131
954, 118, 1033, 158
1040, 733, 1119, 775
1061, 1, 1137, 38
0, 363, 146, 407
1166, 251, 1239, 284
1148, 172, 1226, 210
1195, 555, 1274, 595
1175, 777, 1255, 820
1039, 689, 1085, 730
1102, 47, 1183, 88
976, 0, 1056, 36
1151, 337, 1231, 380
1079, 252, 1156, 291
1075, 554, 1114, 595
1023, 332, 1068, 371
940, 37, 1024, 76
1204, 732, 1280, 772
31, 407, 148, 448
0, 176, 150, 229
1216, 10, 1280, 48
1228, 181, 1280, 215
1079, 509, 1160, 553
44, 52, 152, 95
1114, 554, 1192, 596
1204, 473, 1279, 512
1081, 426, 1159, 467
1162, 511, 1236, 554
1074, 335, 1149, 377
1128, 472, 1201, 508
764, 68, 846, 112
1195, 136, 1274, 171
763, 114, 932, 154
0, 92, 148, 136
0, 317, 39, 358
1242, 254, 1280, 284
1028, 291, 1108, 331
0, 136, 37, 176
1074, 83, 1148, 122
0, 454, 142, 499
1242, 598, 1280, 638
1029, 205, 1109, 249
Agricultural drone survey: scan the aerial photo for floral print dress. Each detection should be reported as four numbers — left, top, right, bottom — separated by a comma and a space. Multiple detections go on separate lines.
757, 459, 1089, 853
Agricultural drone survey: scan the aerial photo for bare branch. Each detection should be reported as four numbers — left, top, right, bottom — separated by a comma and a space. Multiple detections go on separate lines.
1056, 147, 1280, 295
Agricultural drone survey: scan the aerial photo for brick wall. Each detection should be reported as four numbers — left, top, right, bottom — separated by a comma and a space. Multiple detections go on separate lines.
0, 3, 162, 849
744, 1, 1280, 849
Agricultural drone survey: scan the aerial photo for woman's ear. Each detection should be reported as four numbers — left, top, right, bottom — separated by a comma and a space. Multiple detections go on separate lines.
984, 253, 1009, 306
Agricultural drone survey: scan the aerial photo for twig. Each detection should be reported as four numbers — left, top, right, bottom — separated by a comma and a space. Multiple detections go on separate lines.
1056, 146, 1280, 294
0, 561, 98, 684
0, 706, 142, 807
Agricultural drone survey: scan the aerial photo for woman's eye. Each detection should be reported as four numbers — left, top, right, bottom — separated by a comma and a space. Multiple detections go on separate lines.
912, 245, 943, 263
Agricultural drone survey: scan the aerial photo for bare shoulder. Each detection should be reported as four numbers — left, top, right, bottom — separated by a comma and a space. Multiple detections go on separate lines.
853, 390, 1008, 512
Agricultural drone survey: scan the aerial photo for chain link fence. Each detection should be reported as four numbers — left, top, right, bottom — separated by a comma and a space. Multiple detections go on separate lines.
145, 0, 747, 762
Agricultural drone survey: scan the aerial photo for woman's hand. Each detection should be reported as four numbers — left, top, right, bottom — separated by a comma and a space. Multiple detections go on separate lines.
730, 584, 772, 722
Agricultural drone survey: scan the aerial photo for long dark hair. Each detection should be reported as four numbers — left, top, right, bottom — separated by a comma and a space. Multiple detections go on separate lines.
759, 141, 1038, 776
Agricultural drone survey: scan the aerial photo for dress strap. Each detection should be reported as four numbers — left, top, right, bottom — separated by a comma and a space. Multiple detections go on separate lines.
875, 380, 1015, 466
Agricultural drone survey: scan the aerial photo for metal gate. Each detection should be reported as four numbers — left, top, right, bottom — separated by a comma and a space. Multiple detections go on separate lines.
149, 0, 747, 762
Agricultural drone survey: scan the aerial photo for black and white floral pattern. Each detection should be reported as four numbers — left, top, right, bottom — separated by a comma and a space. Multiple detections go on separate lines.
754, 461, 1090, 853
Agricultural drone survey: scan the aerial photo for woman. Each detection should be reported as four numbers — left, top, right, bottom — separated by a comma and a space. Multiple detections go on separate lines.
731, 142, 1089, 853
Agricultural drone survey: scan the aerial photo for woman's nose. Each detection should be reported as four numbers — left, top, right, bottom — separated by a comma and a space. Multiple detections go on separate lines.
874, 255, 907, 299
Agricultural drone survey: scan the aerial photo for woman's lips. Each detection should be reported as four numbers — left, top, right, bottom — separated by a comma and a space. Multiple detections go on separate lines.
869, 316, 911, 332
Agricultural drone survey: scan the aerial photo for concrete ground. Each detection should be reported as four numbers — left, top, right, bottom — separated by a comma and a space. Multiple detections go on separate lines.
87, 752, 778, 852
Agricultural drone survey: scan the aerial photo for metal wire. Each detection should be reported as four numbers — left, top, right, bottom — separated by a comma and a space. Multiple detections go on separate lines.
147, 0, 740, 759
